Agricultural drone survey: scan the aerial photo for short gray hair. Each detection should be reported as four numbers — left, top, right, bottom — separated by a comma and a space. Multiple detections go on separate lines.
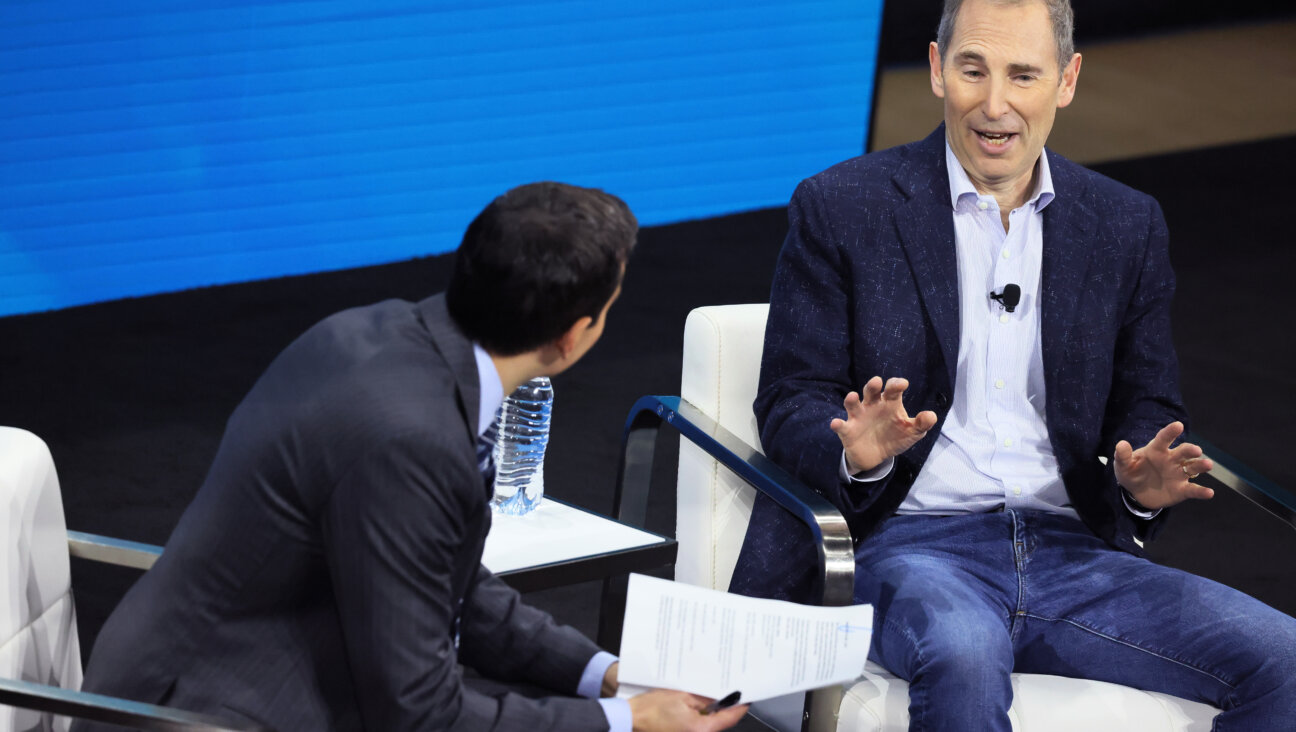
936, 0, 1075, 75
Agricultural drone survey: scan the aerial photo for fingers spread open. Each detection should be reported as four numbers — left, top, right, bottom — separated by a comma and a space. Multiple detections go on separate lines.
882, 377, 909, 401
861, 376, 884, 405
1168, 442, 1204, 463
1149, 421, 1185, 451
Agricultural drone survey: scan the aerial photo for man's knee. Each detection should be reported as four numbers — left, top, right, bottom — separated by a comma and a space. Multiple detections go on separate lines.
1248, 619, 1296, 702
917, 619, 1012, 679
874, 598, 1011, 684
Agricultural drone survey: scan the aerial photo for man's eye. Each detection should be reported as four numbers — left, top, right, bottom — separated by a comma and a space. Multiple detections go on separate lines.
963, 69, 984, 78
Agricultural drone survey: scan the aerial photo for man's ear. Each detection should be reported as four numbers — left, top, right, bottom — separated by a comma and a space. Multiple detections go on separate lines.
929, 41, 946, 99
1057, 52, 1082, 108
554, 315, 595, 359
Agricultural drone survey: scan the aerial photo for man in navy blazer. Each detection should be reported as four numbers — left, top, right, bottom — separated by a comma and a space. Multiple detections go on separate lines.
76, 183, 748, 732
731, 0, 1296, 727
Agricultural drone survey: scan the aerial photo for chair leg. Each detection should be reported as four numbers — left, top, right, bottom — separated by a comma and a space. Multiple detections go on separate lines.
598, 574, 629, 653
803, 685, 843, 732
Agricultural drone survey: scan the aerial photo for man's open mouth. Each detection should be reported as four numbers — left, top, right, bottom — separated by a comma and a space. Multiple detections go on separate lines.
977, 131, 1017, 146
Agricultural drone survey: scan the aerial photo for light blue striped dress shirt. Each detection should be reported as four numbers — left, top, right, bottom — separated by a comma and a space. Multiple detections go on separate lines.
891, 142, 1076, 517
834, 142, 1081, 516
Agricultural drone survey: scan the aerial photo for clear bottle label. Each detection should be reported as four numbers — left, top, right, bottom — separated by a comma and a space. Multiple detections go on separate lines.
490, 377, 552, 515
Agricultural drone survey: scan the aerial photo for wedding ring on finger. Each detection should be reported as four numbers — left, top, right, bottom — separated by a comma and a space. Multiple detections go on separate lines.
1181, 463, 1199, 480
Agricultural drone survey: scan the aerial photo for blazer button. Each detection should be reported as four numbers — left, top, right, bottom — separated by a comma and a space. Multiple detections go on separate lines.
935, 392, 949, 408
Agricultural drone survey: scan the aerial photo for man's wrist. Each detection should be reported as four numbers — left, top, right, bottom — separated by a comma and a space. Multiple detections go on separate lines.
578, 651, 619, 699
1120, 485, 1149, 510
840, 451, 894, 483
1119, 484, 1160, 519
599, 698, 632, 732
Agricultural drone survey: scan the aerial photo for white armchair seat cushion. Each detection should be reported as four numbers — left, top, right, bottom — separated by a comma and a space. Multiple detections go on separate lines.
837, 663, 1218, 731
752, 663, 1218, 731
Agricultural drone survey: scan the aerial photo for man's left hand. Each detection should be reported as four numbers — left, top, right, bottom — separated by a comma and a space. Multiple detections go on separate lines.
1113, 421, 1215, 510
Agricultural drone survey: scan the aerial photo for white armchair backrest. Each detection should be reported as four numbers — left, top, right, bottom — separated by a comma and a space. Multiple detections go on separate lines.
676, 304, 770, 591
0, 427, 83, 732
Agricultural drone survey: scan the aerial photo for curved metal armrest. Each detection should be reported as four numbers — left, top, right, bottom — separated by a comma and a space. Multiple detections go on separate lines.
615, 396, 853, 732
0, 677, 270, 732
1196, 436, 1296, 529
67, 530, 163, 571
614, 395, 855, 607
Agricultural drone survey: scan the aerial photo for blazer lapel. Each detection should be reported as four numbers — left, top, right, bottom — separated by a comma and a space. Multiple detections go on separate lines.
417, 294, 481, 439
1039, 150, 1100, 379
893, 128, 961, 389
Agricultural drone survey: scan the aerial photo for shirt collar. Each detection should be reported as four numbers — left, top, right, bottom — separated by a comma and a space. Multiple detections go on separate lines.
944, 141, 1056, 212
472, 343, 504, 437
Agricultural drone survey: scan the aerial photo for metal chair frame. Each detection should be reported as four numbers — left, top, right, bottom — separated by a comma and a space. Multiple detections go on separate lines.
3, 531, 267, 731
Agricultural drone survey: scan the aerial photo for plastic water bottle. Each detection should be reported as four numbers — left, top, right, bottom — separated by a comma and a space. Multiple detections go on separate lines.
490, 377, 552, 515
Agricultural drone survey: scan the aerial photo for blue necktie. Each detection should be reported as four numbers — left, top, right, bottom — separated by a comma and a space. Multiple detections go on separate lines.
477, 418, 498, 490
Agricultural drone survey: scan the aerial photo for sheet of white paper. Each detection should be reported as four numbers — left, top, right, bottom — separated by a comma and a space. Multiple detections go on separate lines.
617, 574, 874, 703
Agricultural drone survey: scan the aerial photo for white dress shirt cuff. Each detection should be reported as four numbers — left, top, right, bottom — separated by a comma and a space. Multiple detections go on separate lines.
1120, 489, 1161, 520
577, 650, 618, 698
840, 452, 895, 483
599, 698, 633, 732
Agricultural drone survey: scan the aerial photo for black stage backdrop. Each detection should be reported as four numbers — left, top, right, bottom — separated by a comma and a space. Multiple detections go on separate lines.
876, 2, 1296, 66
2, 135, 1293, 663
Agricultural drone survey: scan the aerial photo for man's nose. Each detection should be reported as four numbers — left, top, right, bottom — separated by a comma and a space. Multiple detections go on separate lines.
983, 77, 1010, 120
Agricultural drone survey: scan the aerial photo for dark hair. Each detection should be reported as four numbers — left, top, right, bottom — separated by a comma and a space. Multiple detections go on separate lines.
937, 0, 1074, 74
446, 182, 637, 356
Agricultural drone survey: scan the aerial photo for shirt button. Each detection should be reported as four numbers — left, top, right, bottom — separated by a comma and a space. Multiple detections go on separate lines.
1001, 249, 1010, 259
1013, 485, 1023, 496
977, 200, 989, 210
1003, 438, 1014, 448
999, 313, 1010, 323
995, 379, 1005, 389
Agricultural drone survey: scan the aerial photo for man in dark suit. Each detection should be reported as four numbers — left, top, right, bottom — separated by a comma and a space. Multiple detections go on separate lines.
77, 183, 748, 732
730, 0, 1296, 728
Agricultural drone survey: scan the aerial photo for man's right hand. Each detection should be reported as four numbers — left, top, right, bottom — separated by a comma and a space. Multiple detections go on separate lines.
830, 376, 938, 474
628, 689, 749, 731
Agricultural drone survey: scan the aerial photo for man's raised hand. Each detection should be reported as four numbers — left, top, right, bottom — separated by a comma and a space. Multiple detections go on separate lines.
1113, 421, 1215, 510
830, 376, 938, 474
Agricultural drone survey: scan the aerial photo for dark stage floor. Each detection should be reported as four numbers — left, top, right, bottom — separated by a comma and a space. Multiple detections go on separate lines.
2, 135, 1294, 697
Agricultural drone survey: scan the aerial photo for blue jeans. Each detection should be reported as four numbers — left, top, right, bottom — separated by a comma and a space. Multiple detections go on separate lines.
855, 510, 1296, 731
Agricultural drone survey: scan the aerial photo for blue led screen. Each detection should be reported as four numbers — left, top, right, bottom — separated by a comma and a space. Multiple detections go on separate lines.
1, 1, 884, 317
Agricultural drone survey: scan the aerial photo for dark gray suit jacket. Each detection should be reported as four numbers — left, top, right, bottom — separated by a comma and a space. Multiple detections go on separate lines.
76, 295, 608, 731
731, 127, 1187, 602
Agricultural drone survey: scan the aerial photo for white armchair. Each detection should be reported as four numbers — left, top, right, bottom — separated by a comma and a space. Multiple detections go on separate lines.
0, 426, 265, 732
1, 427, 82, 732
614, 304, 1222, 732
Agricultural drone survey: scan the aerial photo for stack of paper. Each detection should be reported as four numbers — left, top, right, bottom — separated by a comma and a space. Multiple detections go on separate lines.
617, 574, 874, 703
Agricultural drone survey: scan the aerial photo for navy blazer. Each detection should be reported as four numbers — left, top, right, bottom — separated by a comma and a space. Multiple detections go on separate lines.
76, 295, 607, 732
730, 127, 1187, 602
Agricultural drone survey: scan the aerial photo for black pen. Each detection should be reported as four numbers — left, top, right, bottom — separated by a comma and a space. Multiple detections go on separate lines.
701, 691, 742, 715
